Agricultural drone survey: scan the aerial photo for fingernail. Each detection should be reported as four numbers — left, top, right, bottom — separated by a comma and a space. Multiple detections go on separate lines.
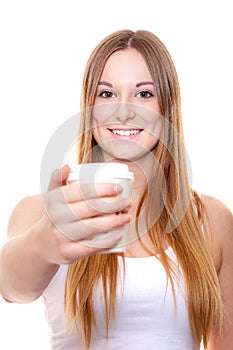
123, 214, 131, 223
114, 184, 123, 194
62, 164, 70, 171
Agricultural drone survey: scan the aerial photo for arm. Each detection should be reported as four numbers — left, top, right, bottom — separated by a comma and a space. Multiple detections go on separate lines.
201, 195, 233, 350
0, 167, 130, 303
0, 195, 60, 303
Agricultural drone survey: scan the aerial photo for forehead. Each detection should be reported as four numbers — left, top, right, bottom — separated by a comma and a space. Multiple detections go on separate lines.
100, 48, 152, 82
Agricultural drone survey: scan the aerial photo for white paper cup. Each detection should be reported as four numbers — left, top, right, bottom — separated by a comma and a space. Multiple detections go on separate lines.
66, 162, 134, 253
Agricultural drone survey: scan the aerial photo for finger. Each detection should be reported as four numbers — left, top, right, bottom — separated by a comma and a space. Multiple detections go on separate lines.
63, 181, 123, 203
48, 165, 71, 191
59, 212, 131, 241
67, 197, 131, 220
62, 231, 123, 261
70, 231, 122, 256
43, 195, 131, 237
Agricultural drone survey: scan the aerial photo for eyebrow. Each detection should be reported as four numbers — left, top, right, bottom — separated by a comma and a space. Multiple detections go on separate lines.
98, 81, 154, 88
136, 82, 154, 87
98, 81, 113, 88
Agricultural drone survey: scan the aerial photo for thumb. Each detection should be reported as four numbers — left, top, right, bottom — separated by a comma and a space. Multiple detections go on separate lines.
48, 164, 71, 191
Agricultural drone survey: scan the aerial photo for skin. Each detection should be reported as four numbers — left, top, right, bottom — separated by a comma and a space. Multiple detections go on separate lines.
92, 49, 162, 164
201, 195, 233, 350
0, 48, 232, 349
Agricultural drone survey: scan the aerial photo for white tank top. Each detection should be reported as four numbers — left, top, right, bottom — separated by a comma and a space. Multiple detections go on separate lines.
42, 247, 198, 349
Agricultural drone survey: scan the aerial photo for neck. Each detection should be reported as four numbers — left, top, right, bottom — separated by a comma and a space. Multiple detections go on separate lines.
110, 153, 156, 195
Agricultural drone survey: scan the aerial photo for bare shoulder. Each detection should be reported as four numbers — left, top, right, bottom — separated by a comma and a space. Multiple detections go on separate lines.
7, 195, 44, 238
201, 194, 233, 237
201, 194, 233, 270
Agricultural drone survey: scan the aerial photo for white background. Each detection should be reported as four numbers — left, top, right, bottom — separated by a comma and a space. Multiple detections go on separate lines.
0, 0, 232, 349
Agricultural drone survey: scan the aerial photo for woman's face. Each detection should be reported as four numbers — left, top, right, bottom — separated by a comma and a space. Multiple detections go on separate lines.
92, 48, 162, 161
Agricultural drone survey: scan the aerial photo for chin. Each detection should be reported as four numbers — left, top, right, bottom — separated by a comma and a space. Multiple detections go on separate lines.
101, 150, 152, 163
93, 138, 159, 163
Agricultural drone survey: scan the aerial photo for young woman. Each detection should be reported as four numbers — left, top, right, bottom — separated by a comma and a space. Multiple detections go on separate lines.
0, 30, 232, 350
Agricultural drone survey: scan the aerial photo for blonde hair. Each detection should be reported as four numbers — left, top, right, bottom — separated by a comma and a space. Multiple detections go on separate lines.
64, 30, 223, 349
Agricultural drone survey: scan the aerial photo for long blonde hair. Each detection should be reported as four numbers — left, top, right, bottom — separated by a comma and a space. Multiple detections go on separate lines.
64, 30, 223, 349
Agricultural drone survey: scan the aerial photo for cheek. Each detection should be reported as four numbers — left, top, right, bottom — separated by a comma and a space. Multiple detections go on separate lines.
92, 104, 103, 128
91, 111, 105, 137
92, 127, 100, 142
91, 110, 101, 128
141, 130, 159, 149
143, 115, 162, 147
91, 122, 102, 145
153, 116, 162, 138
91, 116, 108, 147
92, 104, 116, 126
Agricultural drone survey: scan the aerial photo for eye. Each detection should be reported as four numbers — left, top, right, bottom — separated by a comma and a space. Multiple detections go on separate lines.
98, 90, 116, 98
136, 90, 154, 99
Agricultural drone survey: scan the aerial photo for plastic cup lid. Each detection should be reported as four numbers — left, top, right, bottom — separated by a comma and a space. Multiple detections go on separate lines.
67, 162, 134, 182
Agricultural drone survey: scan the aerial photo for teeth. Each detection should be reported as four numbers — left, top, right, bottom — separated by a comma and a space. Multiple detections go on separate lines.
112, 129, 141, 136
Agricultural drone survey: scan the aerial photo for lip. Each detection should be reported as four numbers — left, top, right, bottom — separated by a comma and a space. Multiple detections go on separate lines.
107, 127, 144, 140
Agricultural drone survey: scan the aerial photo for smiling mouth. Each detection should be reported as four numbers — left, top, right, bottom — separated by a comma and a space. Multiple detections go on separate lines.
108, 129, 143, 136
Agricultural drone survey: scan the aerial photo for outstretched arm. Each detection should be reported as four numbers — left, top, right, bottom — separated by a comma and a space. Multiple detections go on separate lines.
0, 166, 130, 303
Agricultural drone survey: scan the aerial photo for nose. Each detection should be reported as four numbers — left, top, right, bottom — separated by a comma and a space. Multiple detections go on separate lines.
114, 103, 136, 122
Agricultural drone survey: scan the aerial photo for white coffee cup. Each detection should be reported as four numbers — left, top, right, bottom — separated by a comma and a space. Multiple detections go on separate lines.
66, 162, 134, 253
